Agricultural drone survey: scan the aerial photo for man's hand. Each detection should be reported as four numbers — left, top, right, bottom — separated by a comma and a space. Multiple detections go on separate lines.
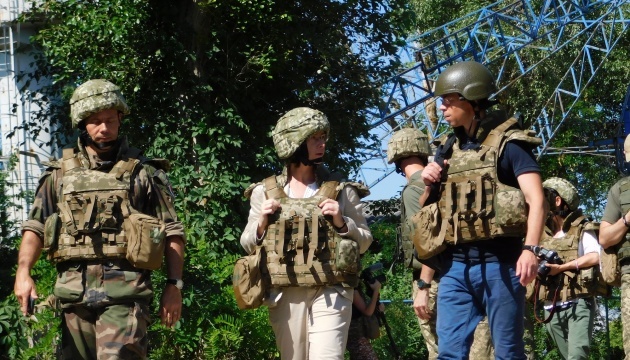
413, 287, 432, 320
160, 284, 182, 328
14, 268, 37, 316
544, 263, 563, 276
516, 249, 539, 286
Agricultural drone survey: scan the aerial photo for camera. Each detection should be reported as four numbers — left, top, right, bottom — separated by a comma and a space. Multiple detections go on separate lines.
536, 247, 563, 280
360, 263, 387, 287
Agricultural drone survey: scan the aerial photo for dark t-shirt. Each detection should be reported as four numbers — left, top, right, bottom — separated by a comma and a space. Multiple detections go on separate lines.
449, 140, 540, 264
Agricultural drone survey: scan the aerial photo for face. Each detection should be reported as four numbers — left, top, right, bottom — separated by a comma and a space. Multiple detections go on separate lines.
84, 109, 121, 146
439, 93, 475, 129
306, 130, 327, 160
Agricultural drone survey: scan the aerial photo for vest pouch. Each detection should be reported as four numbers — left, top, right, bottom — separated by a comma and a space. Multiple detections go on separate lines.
233, 247, 269, 310
335, 238, 359, 274
125, 213, 166, 270
411, 202, 446, 259
579, 267, 611, 297
43, 213, 61, 253
493, 185, 528, 227
600, 245, 622, 287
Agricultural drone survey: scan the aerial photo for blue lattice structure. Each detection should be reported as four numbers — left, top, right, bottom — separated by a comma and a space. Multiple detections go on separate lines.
354, 0, 630, 193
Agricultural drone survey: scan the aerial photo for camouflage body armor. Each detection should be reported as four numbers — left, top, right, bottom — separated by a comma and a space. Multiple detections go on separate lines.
616, 178, 630, 264
537, 211, 608, 302
260, 176, 360, 288
46, 148, 141, 262
436, 117, 538, 245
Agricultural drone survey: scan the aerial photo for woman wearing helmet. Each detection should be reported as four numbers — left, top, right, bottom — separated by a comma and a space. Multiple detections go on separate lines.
240, 107, 372, 360
538, 177, 601, 360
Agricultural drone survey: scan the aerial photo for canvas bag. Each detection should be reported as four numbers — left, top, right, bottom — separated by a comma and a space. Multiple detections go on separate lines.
233, 246, 268, 310
362, 313, 381, 339
411, 202, 447, 259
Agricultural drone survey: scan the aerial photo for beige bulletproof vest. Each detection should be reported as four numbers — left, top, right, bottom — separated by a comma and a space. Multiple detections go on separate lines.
538, 212, 608, 301
261, 176, 359, 287
438, 118, 528, 245
50, 148, 140, 262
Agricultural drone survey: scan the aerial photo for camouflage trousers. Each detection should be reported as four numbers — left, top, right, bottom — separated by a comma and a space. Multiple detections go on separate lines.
61, 302, 150, 360
412, 279, 494, 360
346, 318, 378, 360
621, 274, 630, 359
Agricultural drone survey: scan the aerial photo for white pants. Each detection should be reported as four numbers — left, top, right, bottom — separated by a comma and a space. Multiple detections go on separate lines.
268, 286, 352, 360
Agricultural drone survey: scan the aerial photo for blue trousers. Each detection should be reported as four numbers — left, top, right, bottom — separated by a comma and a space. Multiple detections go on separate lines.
436, 260, 526, 360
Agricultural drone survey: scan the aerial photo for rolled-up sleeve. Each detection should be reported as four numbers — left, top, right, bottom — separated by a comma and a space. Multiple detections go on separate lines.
21, 170, 58, 240
337, 185, 373, 253
240, 184, 265, 255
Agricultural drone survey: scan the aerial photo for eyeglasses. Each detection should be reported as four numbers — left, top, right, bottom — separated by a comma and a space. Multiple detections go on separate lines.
440, 95, 465, 106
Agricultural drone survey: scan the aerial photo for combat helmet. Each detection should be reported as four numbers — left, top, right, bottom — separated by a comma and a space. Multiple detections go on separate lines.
272, 107, 330, 160
70, 79, 130, 128
543, 177, 579, 211
434, 61, 497, 101
387, 127, 431, 164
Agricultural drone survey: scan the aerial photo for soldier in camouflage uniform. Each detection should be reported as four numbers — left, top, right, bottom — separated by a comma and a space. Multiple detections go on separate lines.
14, 79, 186, 359
600, 134, 630, 360
537, 177, 601, 360
416, 61, 544, 359
388, 128, 494, 359
240, 107, 372, 360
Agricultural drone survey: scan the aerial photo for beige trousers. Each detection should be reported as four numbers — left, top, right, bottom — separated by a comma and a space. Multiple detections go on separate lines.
268, 286, 352, 360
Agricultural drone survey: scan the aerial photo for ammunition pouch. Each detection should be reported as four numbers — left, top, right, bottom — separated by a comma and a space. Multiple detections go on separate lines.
124, 213, 166, 270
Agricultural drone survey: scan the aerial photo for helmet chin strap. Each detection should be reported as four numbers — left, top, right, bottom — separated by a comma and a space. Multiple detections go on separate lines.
80, 130, 119, 150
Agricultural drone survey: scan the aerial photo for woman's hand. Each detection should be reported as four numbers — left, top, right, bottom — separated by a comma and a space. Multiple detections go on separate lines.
257, 198, 281, 237
319, 198, 345, 229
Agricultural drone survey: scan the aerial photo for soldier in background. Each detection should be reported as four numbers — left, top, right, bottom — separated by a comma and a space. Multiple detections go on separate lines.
388, 127, 493, 359
537, 177, 602, 360
415, 61, 544, 359
599, 134, 630, 359
13, 79, 186, 359
240, 107, 373, 360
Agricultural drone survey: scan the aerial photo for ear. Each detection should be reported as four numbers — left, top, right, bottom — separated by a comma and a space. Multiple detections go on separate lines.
555, 195, 563, 208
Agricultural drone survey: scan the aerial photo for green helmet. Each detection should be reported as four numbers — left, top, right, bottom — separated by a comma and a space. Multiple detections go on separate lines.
387, 127, 431, 164
70, 79, 130, 128
543, 177, 579, 211
272, 107, 330, 159
434, 61, 497, 101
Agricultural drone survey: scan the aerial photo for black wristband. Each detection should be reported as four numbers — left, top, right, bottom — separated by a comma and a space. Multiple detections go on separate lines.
523, 245, 540, 255
623, 216, 630, 228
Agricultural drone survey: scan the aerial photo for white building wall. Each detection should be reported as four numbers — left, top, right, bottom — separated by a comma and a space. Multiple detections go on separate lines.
0, 0, 55, 226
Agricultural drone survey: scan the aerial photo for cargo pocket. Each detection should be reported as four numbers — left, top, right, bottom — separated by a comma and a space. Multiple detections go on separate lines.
103, 262, 153, 300
53, 264, 85, 302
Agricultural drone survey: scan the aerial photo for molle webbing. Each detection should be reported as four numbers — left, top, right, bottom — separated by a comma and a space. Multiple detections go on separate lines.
438, 117, 527, 244
261, 176, 358, 287
51, 149, 139, 263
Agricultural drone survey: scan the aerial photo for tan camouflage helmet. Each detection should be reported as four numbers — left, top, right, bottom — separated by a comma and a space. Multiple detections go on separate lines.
387, 127, 431, 164
272, 107, 330, 159
543, 177, 580, 211
70, 79, 130, 128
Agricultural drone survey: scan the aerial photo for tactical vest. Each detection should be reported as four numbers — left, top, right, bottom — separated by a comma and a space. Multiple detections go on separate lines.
47, 147, 141, 262
261, 176, 360, 288
436, 118, 533, 245
537, 211, 608, 302
616, 178, 630, 263
400, 179, 424, 270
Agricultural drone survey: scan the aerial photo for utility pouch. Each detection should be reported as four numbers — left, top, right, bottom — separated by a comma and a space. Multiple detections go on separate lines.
600, 245, 622, 287
336, 238, 360, 274
411, 202, 446, 259
43, 213, 61, 253
125, 213, 166, 270
233, 247, 269, 310
493, 185, 528, 227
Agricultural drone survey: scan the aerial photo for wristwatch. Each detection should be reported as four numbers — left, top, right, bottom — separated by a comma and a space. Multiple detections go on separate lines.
167, 278, 184, 290
417, 279, 431, 290
522, 244, 540, 255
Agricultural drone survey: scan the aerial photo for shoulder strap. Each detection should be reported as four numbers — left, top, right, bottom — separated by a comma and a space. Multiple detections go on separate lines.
61, 148, 82, 174
263, 175, 287, 200
318, 181, 341, 200
481, 117, 518, 148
